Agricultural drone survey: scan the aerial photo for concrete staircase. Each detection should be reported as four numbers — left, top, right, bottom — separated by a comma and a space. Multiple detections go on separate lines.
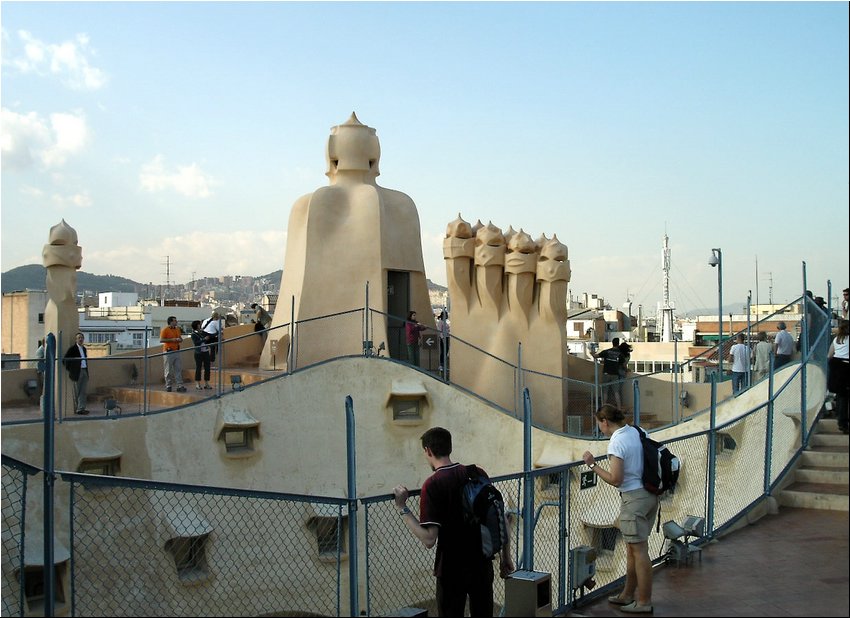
778, 419, 849, 511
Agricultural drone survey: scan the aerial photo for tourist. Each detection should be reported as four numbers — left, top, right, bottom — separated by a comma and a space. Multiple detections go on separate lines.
827, 320, 849, 434
405, 311, 427, 366
63, 332, 90, 415
591, 338, 625, 408
202, 311, 223, 364
190, 320, 212, 390
393, 427, 514, 617
583, 405, 657, 614
160, 316, 186, 393
436, 309, 450, 372
728, 333, 751, 394
752, 331, 772, 382
250, 303, 272, 330
773, 321, 794, 369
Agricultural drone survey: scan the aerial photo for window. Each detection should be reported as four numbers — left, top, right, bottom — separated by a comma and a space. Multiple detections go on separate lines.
593, 527, 619, 554
387, 379, 429, 425
220, 427, 258, 454
716, 432, 737, 454
78, 457, 120, 476
216, 409, 261, 458
308, 515, 348, 562
37, 313, 45, 324
392, 399, 420, 420
165, 534, 209, 583
223, 428, 251, 451
18, 562, 67, 614
537, 471, 561, 493
132, 332, 145, 346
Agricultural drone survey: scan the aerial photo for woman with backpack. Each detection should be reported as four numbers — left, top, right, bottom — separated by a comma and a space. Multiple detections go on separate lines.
582, 404, 658, 614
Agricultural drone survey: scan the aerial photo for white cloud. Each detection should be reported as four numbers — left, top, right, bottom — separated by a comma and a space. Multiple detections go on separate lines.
83, 230, 287, 283
139, 155, 216, 199
8, 30, 107, 90
1, 107, 90, 170
50, 190, 93, 209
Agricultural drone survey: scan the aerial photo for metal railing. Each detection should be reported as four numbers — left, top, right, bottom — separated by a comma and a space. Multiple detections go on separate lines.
6, 285, 833, 440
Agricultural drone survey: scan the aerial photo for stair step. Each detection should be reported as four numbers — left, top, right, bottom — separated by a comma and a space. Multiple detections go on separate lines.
811, 433, 849, 448
801, 450, 850, 467
817, 419, 842, 434
778, 489, 849, 511
796, 467, 850, 484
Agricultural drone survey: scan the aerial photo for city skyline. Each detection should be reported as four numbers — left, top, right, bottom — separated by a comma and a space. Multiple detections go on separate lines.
2, 2, 848, 313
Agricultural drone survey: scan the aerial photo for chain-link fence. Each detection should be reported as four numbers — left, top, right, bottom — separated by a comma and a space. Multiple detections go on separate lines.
2, 290, 836, 615
60, 472, 348, 617
1, 456, 38, 617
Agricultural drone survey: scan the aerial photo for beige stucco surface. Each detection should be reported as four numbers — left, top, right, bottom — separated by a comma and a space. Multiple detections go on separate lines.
260, 113, 434, 371
444, 216, 573, 432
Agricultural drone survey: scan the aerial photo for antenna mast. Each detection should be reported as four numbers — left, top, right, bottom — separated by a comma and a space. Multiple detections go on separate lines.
659, 232, 674, 342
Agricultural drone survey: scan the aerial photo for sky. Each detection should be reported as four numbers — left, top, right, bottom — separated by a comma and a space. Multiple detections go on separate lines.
1, 1, 848, 315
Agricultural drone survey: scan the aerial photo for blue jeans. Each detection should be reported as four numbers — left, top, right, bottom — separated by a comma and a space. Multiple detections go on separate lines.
732, 371, 747, 394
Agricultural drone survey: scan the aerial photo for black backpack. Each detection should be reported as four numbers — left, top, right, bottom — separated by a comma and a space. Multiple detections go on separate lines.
634, 426, 680, 496
462, 465, 508, 559
602, 348, 624, 376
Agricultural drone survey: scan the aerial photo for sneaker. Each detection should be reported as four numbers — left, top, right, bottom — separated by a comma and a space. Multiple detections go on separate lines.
176, 386, 186, 392
165, 386, 172, 392
204, 384, 212, 389
195, 384, 203, 390
620, 602, 653, 614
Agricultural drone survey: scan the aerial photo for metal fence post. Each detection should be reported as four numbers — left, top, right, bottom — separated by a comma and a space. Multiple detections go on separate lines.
522, 388, 533, 571
364, 281, 370, 355
143, 327, 149, 415
288, 295, 295, 374
43, 333, 57, 618
707, 375, 718, 536
633, 379, 640, 427
345, 395, 359, 617
801, 262, 809, 445
764, 353, 776, 494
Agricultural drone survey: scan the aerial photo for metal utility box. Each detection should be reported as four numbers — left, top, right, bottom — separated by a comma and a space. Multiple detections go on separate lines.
570, 545, 597, 589
504, 570, 552, 617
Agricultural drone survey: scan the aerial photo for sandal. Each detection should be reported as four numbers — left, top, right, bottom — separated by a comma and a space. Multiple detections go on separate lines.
609, 596, 634, 606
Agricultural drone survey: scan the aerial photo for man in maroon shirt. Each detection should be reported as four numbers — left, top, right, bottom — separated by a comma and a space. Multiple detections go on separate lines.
393, 427, 514, 617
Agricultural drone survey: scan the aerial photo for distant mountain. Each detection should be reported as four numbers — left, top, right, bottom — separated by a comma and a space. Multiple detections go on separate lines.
1, 265, 448, 295
1, 264, 141, 294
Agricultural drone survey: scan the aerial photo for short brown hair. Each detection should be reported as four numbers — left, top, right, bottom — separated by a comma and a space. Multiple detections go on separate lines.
421, 427, 452, 457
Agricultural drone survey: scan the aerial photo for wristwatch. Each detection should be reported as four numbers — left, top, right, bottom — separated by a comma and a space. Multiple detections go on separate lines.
398, 506, 412, 517
588, 462, 597, 469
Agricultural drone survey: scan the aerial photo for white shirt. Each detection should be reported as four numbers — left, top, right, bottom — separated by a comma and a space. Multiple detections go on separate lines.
608, 424, 644, 492
729, 343, 751, 373
203, 318, 222, 336
77, 343, 87, 368
775, 330, 794, 355
831, 337, 849, 360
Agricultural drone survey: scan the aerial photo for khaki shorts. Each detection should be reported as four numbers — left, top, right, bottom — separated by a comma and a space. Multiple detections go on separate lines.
619, 489, 659, 543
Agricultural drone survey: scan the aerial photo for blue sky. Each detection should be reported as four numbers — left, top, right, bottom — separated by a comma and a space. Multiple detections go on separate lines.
2, 1, 848, 314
